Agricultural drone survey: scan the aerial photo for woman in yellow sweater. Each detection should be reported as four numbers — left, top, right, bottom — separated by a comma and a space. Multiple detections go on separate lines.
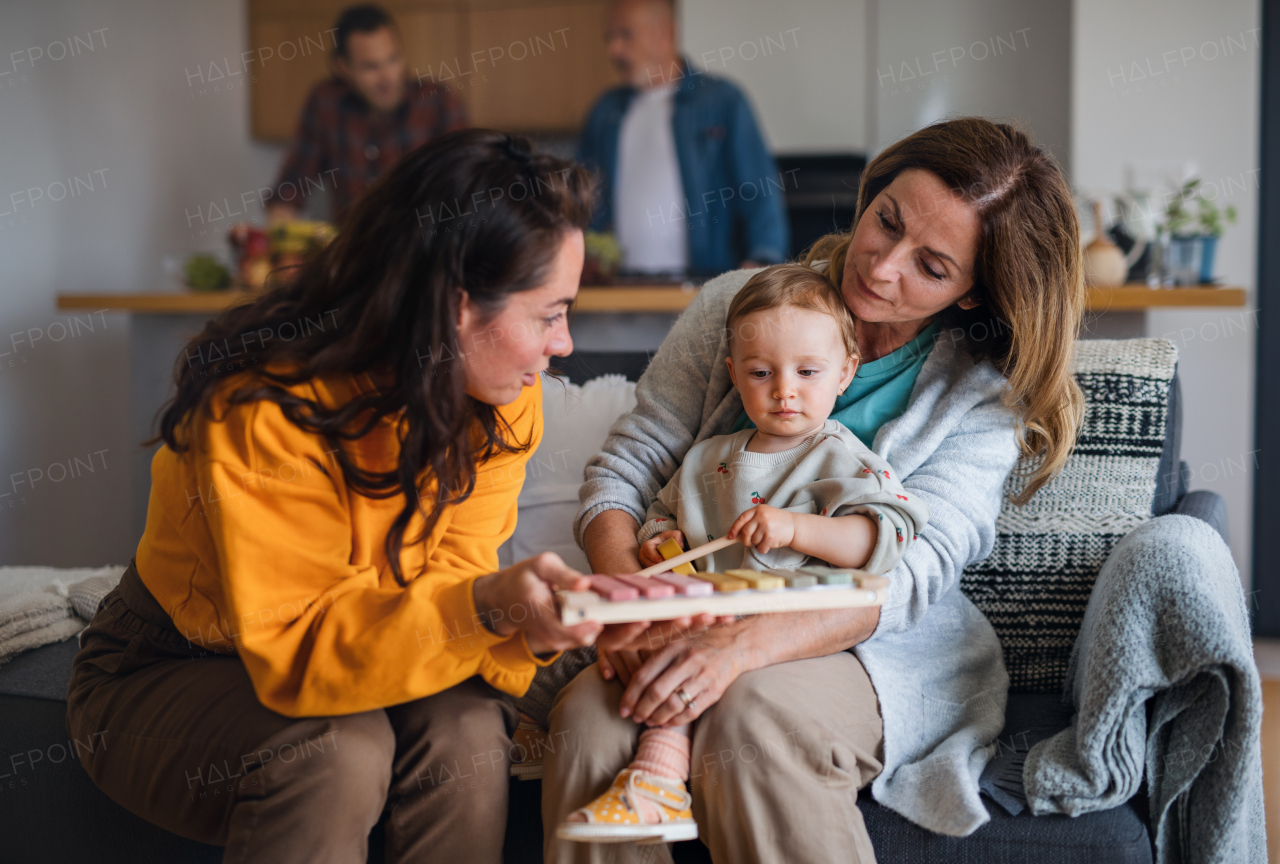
65, 130, 641, 863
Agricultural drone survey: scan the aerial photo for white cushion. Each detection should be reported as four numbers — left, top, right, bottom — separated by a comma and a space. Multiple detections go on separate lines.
497, 374, 637, 572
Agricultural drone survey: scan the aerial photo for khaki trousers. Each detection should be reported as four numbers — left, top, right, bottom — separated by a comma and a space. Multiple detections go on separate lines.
542, 653, 884, 864
65, 561, 518, 864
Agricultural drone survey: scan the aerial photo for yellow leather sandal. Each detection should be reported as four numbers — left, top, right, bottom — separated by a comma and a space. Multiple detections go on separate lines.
556, 768, 698, 843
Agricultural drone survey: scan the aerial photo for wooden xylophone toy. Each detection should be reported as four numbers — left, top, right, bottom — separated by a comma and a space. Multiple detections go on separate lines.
558, 535, 888, 625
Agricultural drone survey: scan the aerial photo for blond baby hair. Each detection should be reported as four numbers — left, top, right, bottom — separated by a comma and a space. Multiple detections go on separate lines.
725, 263, 859, 361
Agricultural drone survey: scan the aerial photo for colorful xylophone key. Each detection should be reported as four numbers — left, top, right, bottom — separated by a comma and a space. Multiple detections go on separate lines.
611, 572, 675, 598
689, 571, 749, 592
795, 565, 853, 585
723, 569, 785, 590
656, 537, 697, 575
651, 571, 714, 596
586, 575, 639, 602
797, 566, 890, 589
765, 568, 817, 588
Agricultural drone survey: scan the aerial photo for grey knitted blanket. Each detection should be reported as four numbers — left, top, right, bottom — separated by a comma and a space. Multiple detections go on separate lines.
1023, 515, 1266, 863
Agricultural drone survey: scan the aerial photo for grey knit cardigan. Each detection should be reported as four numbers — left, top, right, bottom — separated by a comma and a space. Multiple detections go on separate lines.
575, 268, 1017, 836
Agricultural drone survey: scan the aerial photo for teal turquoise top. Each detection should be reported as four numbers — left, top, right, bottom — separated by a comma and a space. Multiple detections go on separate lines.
731, 322, 941, 449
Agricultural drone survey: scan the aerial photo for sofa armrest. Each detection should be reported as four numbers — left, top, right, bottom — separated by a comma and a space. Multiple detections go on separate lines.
1173, 489, 1229, 545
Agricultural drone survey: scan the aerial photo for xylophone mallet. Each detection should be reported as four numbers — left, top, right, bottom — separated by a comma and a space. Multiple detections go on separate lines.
634, 535, 742, 578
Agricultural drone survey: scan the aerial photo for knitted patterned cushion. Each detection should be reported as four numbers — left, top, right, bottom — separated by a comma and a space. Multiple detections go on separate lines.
960, 338, 1178, 693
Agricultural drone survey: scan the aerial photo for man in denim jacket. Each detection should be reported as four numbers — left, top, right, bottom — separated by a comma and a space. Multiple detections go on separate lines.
577, 0, 789, 278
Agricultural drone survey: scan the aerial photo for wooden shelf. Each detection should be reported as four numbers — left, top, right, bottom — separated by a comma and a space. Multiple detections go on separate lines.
56, 286, 701, 315
574, 286, 699, 312
56, 284, 1247, 316
57, 292, 255, 313
1084, 284, 1247, 310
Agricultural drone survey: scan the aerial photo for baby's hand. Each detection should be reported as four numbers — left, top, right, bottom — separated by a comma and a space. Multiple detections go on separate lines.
638, 530, 685, 568
728, 505, 795, 554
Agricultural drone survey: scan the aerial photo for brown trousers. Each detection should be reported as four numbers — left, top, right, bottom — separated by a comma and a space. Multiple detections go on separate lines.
542, 653, 885, 864
65, 561, 518, 864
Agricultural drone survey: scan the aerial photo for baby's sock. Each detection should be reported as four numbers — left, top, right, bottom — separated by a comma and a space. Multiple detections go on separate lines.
632, 724, 691, 782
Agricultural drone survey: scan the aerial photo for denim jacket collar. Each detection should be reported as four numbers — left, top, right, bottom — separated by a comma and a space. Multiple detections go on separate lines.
615, 56, 701, 109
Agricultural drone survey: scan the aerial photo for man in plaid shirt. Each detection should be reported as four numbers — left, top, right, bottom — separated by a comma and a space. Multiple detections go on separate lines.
269, 5, 468, 224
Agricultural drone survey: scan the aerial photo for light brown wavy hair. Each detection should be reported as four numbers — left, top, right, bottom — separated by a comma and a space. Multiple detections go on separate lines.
725, 264, 860, 362
803, 117, 1084, 504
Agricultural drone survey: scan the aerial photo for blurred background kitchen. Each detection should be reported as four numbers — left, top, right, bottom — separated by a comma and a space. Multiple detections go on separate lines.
0, 0, 1261, 607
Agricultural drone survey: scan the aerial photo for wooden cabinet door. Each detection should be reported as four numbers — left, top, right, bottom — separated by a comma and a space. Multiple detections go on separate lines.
464, 2, 616, 131
249, 0, 619, 142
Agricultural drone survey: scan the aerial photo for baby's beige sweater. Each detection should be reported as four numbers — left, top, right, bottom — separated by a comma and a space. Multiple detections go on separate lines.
638, 418, 929, 574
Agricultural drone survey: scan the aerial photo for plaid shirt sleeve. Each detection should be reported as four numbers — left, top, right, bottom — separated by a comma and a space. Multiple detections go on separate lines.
273, 84, 329, 204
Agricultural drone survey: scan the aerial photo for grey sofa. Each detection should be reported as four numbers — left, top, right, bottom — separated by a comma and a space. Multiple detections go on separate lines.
0, 346, 1226, 864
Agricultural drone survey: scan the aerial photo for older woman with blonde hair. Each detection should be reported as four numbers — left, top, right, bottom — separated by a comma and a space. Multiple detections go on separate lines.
537, 116, 1085, 863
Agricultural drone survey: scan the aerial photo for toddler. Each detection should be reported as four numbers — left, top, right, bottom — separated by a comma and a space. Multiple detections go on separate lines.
556, 264, 929, 843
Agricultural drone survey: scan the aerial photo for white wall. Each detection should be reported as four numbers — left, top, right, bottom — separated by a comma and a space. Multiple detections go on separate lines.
870, 0, 1071, 169
1072, 0, 1261, 580
0, 0, 284, 564
679, 0, 868, 152
680, 0, 1072, 162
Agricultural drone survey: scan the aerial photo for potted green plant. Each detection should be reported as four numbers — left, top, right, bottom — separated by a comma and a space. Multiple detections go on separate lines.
1158, 180, 1199, 286
1159, 179, 1237, 285
1162, 179, 1197, 236
1196, 193, 1237, 284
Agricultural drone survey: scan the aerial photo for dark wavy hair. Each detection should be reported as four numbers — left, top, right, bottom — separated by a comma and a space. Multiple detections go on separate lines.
152, 129, 596, 585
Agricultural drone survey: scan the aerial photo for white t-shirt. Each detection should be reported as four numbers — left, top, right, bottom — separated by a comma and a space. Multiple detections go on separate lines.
613, 83, 688, 274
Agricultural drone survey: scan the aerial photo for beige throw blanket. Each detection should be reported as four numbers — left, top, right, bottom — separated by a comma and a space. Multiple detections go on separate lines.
0, 566, 125, 664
